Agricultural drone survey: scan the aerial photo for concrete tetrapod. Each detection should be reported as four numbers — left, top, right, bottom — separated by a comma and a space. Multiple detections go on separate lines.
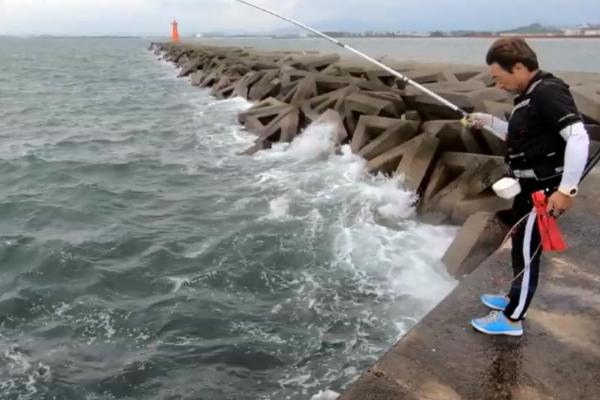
419, 152, 511, 224
571, 84, 600, 124
366, 133, 440, 193
351, 116, 420, 160
343, 92, 405, 136
441, 211, 509, 278
300, 86, 361, 122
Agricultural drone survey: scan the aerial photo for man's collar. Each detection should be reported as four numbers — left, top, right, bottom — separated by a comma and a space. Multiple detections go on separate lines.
522, 70, 545, 95
514, 70, 545, 100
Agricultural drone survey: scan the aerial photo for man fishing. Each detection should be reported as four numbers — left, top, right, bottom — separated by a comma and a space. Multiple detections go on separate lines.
232, 1, 597, 337
466, 37, 590, 336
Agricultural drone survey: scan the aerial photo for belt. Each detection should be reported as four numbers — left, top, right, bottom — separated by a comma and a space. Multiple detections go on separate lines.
512, 169, 537, 179
512, 167, 564, 180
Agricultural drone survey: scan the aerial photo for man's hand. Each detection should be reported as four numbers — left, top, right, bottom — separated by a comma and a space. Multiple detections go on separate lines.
546, 191, 574, 218
463, 112, 495, 130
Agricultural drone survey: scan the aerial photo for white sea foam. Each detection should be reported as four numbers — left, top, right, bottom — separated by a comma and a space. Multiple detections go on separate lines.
248, 121, 456, 304
310, 390, 340, 400
1, 346, 51, 399
167, 276, 192, 292
225, 120, 458, 397
265, 195, 291, 220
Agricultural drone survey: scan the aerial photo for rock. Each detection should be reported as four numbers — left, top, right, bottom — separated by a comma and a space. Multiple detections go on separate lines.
351, 116, 419, 159
571, 84, 600, 124
154, 43, 600, 237
402, 68, 453, 84
404, 110, 422, 121
586, 124, 600, 142
465, 70, 495, 87
238, 97, 289, 126
178, 56, 206, 77
313, 110, 348, 145
344, 92, 405, 135
248, 69, 281, 101
198, 63, 227, 88
419, 152, 511, 224
420, 119, 505, 158
587, 140, 600, 173
234, 71, 266, 99
279, 68, 312, 89
238, 98, 300, 142
173, 52, 190, 67
466, 87, 513, 112
239, 139, 273, 156
279, 53, 340, 72
190, 70, 205, 86
300, 86, 361, 121
367, 134, 440, 192
365, 69, 404, 89
262, 108, 300, 143
213, 83, 237, 100
210, 75, 239, 99
280, 74, 319, 106
405, 81, 487, 96
442, 212, 508, 278
358, 122, 421, 161
452, 68, 486, 82
397, 134, 440, 193
421, 120, 481, 154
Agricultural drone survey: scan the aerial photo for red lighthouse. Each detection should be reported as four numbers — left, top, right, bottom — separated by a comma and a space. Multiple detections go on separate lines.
171, 20, 180, 43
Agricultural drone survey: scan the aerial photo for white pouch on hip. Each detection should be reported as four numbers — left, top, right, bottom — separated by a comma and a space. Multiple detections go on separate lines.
492, 177, 522, 199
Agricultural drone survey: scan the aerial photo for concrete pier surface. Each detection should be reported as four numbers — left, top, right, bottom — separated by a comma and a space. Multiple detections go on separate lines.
338, 168, 600, 400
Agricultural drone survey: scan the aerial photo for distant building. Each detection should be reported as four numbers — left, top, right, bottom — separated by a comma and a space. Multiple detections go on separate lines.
563, 24, 600, 36
499, 32, 557, 37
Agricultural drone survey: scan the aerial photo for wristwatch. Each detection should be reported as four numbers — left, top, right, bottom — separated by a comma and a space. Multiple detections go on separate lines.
559, 186, 579, 197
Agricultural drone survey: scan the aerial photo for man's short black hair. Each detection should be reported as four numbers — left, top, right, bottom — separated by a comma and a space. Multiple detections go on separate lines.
486, 37, 539, 73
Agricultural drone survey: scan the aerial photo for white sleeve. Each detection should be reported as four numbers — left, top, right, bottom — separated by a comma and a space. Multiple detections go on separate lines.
472, 113, 508, 141
559, 122, 590, 191
487, 116, 508, 141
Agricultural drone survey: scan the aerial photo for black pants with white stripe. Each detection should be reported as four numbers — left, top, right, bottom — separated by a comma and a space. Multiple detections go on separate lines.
503, 179, 559, 322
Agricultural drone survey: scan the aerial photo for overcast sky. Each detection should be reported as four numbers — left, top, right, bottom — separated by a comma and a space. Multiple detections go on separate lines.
1, 0, 599, 36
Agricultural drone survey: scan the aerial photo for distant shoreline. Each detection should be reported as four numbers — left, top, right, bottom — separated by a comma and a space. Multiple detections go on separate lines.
427, 35, 600, 39
1, 34, 599, 40
0, 35, 141, 39
197, 35, 600, 40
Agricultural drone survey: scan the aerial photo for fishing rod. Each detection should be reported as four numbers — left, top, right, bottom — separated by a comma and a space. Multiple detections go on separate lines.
233, 0, 472, 118
233, 0, 600, 176
232, 0, 600, 292
583, 145, 600, 180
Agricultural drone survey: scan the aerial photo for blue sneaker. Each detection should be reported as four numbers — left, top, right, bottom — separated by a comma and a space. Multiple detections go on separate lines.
481, 294, 509, 311
471, 311, 523, 336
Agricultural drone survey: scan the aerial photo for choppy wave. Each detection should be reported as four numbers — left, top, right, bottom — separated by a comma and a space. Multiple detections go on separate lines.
0, 38, 456, 400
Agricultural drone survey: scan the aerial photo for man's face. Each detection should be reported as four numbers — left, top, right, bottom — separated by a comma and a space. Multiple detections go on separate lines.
489, 62, 528, 94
